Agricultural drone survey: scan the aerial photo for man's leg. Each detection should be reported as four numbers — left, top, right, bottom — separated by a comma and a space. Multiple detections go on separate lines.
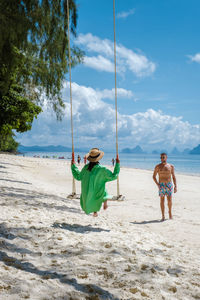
167, 196, 172, 219
160, 196, 165, 221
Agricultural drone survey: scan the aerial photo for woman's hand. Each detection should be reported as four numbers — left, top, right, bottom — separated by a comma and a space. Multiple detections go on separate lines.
116, 156, 120, 163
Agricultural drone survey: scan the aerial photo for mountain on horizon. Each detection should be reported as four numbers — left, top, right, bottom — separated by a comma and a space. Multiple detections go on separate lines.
18, 145, 87, 152
152, 150, 159, 154
121, 145, 145, 154
18, 144, 200, 154
190, 144, 200, 154
182, 148, 191, 154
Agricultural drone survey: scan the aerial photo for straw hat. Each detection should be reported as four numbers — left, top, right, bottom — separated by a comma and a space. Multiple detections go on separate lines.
86, 148, 104, 162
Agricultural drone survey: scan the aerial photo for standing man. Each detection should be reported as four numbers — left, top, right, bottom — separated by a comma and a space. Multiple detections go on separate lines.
77, 155, 81, 165
153, 153, 177, 221
112, 158, 115, 166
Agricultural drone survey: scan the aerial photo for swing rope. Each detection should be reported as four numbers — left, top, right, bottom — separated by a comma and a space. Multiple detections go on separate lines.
113, 0, 120, 197
67, 0, 121, 199
67, 0, 76, 195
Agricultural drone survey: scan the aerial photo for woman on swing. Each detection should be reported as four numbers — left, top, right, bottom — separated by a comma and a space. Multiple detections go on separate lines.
71, 148, 120, 217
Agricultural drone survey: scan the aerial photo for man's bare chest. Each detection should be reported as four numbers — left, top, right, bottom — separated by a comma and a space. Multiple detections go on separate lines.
158, 164, 172, 175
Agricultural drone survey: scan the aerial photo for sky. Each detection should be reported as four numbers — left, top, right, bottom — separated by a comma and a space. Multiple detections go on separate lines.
17, 0, 200, 152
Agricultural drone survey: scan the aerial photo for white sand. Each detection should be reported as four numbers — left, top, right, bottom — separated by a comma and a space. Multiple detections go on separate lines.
0, 154, 200, 300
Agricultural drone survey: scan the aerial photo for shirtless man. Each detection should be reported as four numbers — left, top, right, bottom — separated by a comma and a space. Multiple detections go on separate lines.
153, 153, 177, 221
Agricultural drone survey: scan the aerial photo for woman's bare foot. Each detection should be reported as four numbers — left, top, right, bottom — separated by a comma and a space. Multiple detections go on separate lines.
103, 201, 108, 210
161, 217, 165, 222
93, 212, 98, 217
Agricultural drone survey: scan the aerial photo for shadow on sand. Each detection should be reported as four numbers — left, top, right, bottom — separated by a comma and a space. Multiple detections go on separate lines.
0, 224, 18, 240
0, 221, 116, 298
0, 250, 117, 299
0, 161, 27, 168
0, 186, 81, 214
0, 223, 30, 240
0, 239, 33, 255
53, 222, 110, 234
0, 165, 6, 169
131, 219, 162, 225
0, 178, 31, 185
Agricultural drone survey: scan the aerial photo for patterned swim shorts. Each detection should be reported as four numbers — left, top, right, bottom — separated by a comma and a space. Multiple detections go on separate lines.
159, 182, 173, 197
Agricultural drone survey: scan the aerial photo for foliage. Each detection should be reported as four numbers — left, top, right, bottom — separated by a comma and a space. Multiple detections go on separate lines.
0, 78, 42, 152
0, 82, 42, 135
0, 0, 83, 117
0, 132, 19, 152
0, 0, 83, 151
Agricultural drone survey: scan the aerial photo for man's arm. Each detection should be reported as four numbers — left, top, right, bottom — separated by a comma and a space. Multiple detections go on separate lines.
171, 165, 177, 193
153, 165, 159, 187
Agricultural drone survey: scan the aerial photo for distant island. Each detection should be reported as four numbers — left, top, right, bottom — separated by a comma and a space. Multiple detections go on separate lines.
18, 145, 87, 152
18, 144, 200, 155
152, 150, 159, 154
190, 144, 200, 155
182, 148, 191, 155
121, 145, 145, 154
151, 146, 200, 155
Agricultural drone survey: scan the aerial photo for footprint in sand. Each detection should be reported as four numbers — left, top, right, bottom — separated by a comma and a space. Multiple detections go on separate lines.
124, 265, 131, 272
104, 243, 112, 249
97, 269, 114, 279
113, 281, 126, 288
0, 285, 11, 291
77, 272, 88, 279
140, 291, 149, 297
141, 264, 149, 271
191, 281, 200, 288
151, 267, 156, 273
161, 242, 173, 248
168, 286, 177, 293
130, 287, 139, 294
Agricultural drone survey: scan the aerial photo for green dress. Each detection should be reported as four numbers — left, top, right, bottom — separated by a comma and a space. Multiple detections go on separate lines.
71, 163, 120, 214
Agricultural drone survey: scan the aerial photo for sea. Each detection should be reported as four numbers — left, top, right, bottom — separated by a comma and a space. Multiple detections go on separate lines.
18, 151, 200, 176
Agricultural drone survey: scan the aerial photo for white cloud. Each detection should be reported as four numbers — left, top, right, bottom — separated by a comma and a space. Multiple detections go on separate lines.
84, 55, 114, 72
17, 82, 200, 151
75, 33, 156, 77
117, 9, 135, 19
188, 53, 200, 63
97, 87, 134, 100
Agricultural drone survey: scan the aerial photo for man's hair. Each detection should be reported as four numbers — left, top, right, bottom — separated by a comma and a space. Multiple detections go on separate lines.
160, 152, 167, 156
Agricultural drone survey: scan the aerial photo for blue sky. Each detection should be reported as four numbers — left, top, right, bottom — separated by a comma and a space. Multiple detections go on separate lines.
17, 0, 200, 151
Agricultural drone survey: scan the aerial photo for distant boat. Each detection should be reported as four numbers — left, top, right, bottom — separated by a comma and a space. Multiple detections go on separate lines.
59, 156, 65, 159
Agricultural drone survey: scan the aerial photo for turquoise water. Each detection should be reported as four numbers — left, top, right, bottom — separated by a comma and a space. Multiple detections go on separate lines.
19, 151, 200, 176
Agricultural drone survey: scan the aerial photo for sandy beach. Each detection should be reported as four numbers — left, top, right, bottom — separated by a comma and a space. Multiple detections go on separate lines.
0, 153, 200, 300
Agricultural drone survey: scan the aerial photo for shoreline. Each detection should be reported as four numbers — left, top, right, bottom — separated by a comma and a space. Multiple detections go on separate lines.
15, 153, 200, 178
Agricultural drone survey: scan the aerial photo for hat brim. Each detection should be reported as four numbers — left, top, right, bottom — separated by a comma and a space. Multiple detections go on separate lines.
86, 151, 104, 162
